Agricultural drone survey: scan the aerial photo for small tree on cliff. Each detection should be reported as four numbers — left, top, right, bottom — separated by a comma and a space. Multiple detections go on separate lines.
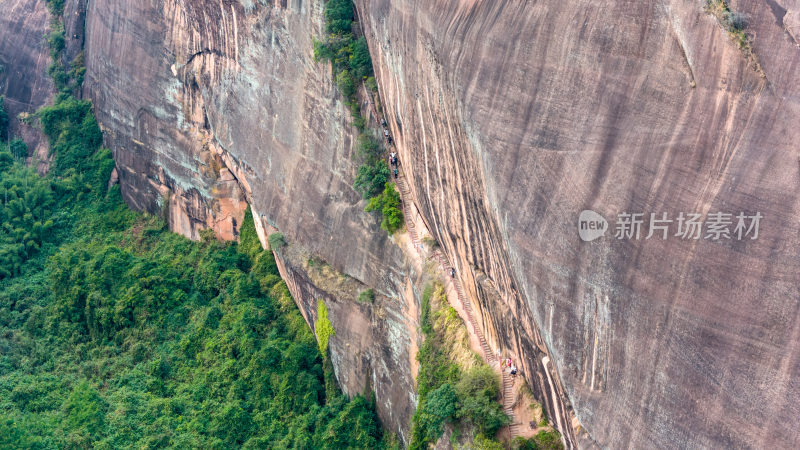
365, 182, 404, 234
335, 70, 356, 99
349, 36, 373, 80
324, 0, 354, 35
354, 160, 389, 199
315, 300, 335, 355
45, 0, 65, 16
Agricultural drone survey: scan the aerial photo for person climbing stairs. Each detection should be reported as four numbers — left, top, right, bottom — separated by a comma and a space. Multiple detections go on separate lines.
394, 168, 519, 440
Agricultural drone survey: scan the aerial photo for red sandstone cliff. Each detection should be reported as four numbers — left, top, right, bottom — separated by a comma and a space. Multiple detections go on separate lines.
2, 0, 799, 447
356, 0, 800, 447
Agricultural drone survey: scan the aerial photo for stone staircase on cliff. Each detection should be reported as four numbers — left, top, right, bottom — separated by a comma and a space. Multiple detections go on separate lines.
394, 170, 519, 439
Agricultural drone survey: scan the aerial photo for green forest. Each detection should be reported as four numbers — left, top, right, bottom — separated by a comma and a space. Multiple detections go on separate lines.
0, 94, 394, 448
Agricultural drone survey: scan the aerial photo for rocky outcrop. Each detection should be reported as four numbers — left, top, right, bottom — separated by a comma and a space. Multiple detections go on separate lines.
272, 241, 425, 444
82, 0, 251, 240
0, 0, 53, 161
356, 0, 800, 447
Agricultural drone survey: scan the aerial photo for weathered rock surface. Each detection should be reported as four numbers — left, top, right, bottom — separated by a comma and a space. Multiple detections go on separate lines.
0, 0, 53, 159
80, 0, 421, 442
357, 0, 800, 447
273, 242, 424, 444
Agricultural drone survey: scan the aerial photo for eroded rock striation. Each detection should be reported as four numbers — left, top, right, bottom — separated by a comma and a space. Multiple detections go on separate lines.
357, 0, 800, 447
0, 0, 53, 163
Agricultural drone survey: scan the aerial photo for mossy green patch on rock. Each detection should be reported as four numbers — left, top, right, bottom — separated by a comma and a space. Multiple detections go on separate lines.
315, 299, 335, 354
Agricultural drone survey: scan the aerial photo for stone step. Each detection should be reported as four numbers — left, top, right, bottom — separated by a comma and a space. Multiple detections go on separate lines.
394, 171, 518, 439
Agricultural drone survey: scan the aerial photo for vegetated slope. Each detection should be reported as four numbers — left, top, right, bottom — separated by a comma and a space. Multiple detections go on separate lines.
0, 95, 394, 448
410, 282, 510, 449
34, 0, 800, 446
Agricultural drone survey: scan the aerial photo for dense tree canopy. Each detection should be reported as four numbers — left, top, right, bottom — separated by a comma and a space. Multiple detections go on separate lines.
0, 95, 395, 448
323, 0, 354, 35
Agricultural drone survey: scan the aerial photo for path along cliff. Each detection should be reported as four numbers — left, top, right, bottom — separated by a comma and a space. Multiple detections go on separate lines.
366, 70, 539, 443
396, 166, 524, 441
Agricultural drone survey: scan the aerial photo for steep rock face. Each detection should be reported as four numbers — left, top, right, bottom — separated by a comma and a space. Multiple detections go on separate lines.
0, 0, 53, 160
81, 0, 421, 441
357, 0, 800, 448
82, 0, 400, 273
82, 0, 251, 240
272, 242, 424, 444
